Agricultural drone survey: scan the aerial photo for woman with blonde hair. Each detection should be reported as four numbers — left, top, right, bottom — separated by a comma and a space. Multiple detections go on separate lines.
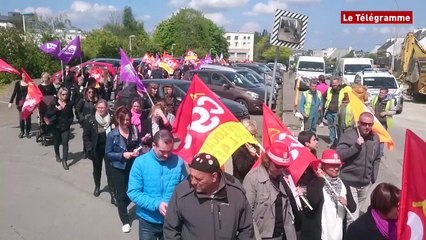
45, 87, 74, 170
232, 119, 259, 183
38, 72, 56, 96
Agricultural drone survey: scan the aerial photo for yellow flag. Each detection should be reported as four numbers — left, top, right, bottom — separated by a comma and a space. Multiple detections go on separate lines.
347, 90, 394, 150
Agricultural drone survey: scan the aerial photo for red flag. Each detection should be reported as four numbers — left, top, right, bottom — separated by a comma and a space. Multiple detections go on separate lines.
21, 69, 43, 120
398, 130, 426, 239
172, 75, 257, 166
89, 67, 104, 82
185, 49, 198, 61
254, 103, 317, 183
0, 59, 20, 75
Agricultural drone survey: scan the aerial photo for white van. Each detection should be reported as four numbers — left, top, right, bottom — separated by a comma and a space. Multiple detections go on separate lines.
337, 58, 373, 84
295, 56, 325, 82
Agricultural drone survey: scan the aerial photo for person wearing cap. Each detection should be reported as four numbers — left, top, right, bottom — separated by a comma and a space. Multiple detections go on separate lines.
337, 111, 381, 225
243, 140, 299, 240
163, 153, 254, 240
300, 149, 356, 240
127, 129, 187, 238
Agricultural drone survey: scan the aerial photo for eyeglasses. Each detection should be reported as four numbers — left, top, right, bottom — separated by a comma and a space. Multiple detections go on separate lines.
87, 91, 94, 94
151, 87, 158, 90
61, 94, 67, 96
273, 162, 285, 169
359, 121, 374, 127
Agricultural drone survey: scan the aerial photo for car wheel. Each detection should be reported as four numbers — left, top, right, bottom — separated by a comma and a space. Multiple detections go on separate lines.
236, 98, 249, 110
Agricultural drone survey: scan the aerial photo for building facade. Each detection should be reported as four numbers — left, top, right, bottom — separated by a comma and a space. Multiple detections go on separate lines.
224, 32, 254, 61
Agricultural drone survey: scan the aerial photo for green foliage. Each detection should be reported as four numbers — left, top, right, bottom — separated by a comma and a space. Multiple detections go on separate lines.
81, 29, 121, 59
254, 36, 271, 61
152, 8, 228, 57
0, 28, 60, 84
261, 46, 292, 62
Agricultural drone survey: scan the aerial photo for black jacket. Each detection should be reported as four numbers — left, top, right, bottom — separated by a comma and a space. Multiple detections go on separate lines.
76, 98, 97, 124
46, 98, 74, 131
301, 177, 356, 240
82, 113, 112, 158
345, 207, 385, 240
141, 117, 172, 147
9, 81, 28, 108
163, 173, 254, 240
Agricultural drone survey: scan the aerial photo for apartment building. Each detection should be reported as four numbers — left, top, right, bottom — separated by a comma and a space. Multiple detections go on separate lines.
224, 32, 254, 61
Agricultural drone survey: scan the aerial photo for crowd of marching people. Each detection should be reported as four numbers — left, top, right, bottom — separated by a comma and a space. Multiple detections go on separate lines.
7, 62, 400, 240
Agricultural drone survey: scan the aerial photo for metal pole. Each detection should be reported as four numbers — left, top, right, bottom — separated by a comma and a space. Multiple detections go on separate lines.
22, 14, 26, 40
269, 46, 279, 108
129, 37, 132, 57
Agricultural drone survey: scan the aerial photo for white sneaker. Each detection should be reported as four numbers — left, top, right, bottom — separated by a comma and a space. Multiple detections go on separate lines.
122, 224, 131, 233
319, 123, 324, 128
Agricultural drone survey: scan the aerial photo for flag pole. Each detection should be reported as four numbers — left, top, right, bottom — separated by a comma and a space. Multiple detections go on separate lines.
145, 92, 155, 107
80, 56, 83, 76
322, 175, 355, 220
60, 60, 64, 82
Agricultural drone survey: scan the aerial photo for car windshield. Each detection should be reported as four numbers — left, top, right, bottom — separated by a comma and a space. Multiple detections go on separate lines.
344, 64, 372, 75
298, 62, 324, 72
363, 77, 398, 89
223, 72, 257, 88
256, 64, 272, 73
237, 70, 261, 84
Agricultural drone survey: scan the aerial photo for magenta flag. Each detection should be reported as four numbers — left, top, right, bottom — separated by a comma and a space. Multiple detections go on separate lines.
39, 40, 61, 58
119, 48, 146, 92
58, 37, 81, 64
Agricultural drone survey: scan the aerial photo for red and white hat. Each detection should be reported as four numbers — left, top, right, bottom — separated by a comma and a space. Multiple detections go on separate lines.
266, 140, 293, 167
320, 149, 343, 165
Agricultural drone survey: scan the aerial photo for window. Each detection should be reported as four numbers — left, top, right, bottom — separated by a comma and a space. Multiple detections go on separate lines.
363, 77, 397, 89
226, 36, 230, 40
234, 42, 238, 47
247, 36, 251, 40
211, 73, 227, 86
243, 36, 246, 40
196, 72, 210, 84
234, 36, 238, 40
243, 42, 246, 46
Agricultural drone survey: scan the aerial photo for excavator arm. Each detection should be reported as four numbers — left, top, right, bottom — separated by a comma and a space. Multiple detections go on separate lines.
399, 32, 426, 96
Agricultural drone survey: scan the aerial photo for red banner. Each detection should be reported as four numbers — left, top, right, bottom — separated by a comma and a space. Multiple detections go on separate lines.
21, 69, 43, 120
398, 130, 426, 239
255, 103, 317, 183
172, 75, 257, 165
0, 59, 20, 75
159, 52, 179, 74
185, 49, 198, 61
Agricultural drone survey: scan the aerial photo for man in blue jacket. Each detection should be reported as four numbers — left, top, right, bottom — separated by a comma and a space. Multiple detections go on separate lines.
128, 129, 187, 240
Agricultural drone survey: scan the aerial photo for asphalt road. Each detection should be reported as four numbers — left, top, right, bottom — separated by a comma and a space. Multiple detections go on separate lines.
1, 75, 425, 239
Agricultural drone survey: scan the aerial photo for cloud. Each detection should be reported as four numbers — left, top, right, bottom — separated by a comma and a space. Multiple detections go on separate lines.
204, 12, 230, 26
169, 0, 249, 10
245, 0, 288, 15
168, 0, 187, 7
240, 22, 261, 32
244, 0, 319, 15
357, 26, 367, 34
136, 15, 151, 22
343, 28, 350, 35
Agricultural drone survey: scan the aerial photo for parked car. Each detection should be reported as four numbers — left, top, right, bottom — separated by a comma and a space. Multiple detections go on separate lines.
52, 61, 116, 81
267, 62, 287, 73
354, 68, 404, 114
232, 67, 279, 98
188, 69, 275, 114
232, 63, 282, 85
88, 58, 121, 67
141, 79, 250, 120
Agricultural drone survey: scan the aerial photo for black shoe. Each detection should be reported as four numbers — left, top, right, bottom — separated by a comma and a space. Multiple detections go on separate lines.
110, 192, 117, 205
93, 186, 101, 197
26, 133, 31, 139
55, 154, 61, 162
18, 132, 24, 138
62, 159, 69, 170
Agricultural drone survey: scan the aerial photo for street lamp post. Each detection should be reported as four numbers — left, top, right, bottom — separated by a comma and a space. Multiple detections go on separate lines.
22, 12, 34, 40
171, 43, 176, 57
129, 35, 136, 57
209, 48, 214, 55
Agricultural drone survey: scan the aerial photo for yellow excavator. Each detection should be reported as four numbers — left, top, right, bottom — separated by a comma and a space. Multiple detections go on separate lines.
399, 32, 426, 100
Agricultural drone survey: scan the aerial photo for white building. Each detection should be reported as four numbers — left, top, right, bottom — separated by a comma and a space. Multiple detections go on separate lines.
224, 32, 254, 61
54, 28, 86, 43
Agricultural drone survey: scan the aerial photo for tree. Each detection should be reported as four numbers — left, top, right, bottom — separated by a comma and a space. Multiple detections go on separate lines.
152, 8, 228, 57
81, 29, 121, 59
261, 46, 292, 62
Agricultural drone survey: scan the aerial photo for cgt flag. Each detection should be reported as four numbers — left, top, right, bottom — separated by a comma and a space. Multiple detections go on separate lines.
172, 75, 257, 166
254, 103, 318, 183
39, 40, 61, 58
21, 69, 43, 120
347, 89, 394, 150
159, 52, 179, 74
0, 59, 20, 75
58, 36, 81, 64
398, 130, 426, 240
119, 48, 146, 92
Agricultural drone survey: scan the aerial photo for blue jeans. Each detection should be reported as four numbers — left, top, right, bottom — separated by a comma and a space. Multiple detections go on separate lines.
139, 218, 164, 240
326, 112, 338, 144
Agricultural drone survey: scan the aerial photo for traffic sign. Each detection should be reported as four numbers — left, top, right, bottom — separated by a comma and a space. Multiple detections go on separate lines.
270, 9, 308, 49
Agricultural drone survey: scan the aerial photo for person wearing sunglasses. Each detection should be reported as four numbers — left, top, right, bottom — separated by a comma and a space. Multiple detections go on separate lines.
45, 87, 74, 170
141, 83, 162, 119
243, 140, 299, 240
337, 111, 381, 225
